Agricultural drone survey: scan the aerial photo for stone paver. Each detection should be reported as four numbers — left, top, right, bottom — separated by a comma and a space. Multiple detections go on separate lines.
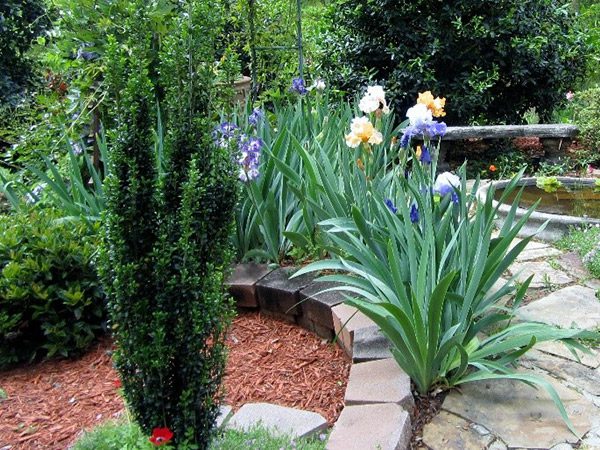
256, 268, 316, 317
421, 410, 495, 450
516, 246, 562, 262
331, 304, 376, 357
517, 285, 600, 330
535, 341, 600, 369
509, 261, 572, 288
226, 402, 327, 439
326, 403, 410, 450
227, 263, 273, 308
215, 405, 232, 428
344, 358, 413, 409
442, 370, 594, 448
522, 349, 600, 396
352, 325, 392, 362
299, 282, 346, 327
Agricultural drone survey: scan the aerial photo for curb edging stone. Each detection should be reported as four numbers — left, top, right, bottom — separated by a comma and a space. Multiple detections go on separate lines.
226, 265, 413, 449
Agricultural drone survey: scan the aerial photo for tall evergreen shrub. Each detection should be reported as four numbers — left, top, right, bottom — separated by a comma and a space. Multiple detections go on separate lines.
100, 1, 237, 447
322, 0, 589, 124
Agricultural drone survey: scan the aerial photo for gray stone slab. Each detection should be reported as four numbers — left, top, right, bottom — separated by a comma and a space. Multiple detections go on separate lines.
227, 263, 273, 308
215, 405, 232, 428
557, 252, 592, 281
422, 410, 495, 450
442, 370, 593, 448
521, 349, 600, 396
516, 285, 600, 330
352, 325, 392, 362
296, 315, 334, 340
535, 341, 600, 369
299, 282, 347, 330
332, 304, 376, 357
326, 403, 411, 450
226, 402, 327, 439
509, 261, 572, 289
256, 268, 317, 316
344, 358, 413, 409
516, 246, 562, 262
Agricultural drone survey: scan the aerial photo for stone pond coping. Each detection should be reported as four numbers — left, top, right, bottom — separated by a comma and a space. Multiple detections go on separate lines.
225, 264, 414, 450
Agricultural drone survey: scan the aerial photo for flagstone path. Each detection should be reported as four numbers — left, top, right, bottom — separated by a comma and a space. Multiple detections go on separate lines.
420, 238, 600, 450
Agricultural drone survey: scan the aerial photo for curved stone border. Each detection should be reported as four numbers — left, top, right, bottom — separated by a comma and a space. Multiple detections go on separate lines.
227, 264, 414, 450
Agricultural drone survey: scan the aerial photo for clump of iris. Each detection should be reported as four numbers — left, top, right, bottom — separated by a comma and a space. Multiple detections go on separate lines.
213, 121, 263, 182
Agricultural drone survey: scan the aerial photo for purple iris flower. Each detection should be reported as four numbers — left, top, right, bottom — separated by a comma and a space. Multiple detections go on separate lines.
385, 198, 398, 214
400, 121, 447, 148
426, 121, 447, 138
291, 77, 308, 95
248, 108, 264, 127
410, 204, 419, 223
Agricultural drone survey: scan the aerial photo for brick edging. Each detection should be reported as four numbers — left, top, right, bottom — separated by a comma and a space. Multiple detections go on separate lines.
227, 264, 414, 450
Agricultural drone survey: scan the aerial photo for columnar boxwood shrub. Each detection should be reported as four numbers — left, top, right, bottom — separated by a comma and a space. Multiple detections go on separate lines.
322, 0, 589, 124
100, 1, 237, 448
0, 208, 104, 368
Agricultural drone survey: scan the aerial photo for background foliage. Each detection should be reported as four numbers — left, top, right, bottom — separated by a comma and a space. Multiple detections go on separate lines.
321, 0, 590, 124
0, 208, 104, 369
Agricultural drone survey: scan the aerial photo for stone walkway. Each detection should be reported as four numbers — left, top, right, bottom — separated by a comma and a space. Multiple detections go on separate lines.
420, 238, 600, 450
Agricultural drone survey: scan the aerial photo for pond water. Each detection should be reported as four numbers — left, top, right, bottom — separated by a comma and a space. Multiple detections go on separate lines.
494, 183, 600, 219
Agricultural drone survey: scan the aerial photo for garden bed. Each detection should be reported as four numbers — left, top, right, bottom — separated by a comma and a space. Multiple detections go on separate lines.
0, 312, 350, 449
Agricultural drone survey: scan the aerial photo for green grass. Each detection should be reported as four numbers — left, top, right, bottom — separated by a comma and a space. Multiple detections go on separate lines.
72, 416, 328, 450
557, 225, 600, 278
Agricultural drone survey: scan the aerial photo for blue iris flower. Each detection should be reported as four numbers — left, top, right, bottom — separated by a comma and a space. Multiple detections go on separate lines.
385, 198, 398, 214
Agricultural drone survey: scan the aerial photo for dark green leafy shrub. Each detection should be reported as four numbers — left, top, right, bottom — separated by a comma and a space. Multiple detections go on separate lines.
0, 208, 105, 368
100, 1, 237, 447
322, 0, 589, 124
573, 86, 600, 157
0, 0, 50, 108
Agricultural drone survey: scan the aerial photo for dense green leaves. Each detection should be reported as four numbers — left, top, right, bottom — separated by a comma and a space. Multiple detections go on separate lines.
0, 0, 50, 107
100, 1, 237, 447
0, 208, 104, 368
322, 0, 590, 124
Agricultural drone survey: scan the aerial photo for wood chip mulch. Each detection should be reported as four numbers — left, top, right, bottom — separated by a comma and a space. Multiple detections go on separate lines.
0, 312, 351, 450
224, 312, 350, 423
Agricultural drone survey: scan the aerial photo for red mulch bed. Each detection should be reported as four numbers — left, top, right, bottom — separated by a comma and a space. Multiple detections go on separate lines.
0, 312, 350, 450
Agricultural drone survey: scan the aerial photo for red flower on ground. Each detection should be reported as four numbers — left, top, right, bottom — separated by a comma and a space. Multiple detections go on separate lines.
149, 427, 174, 446
489, 164, 497, 172
113, 379, 122, 389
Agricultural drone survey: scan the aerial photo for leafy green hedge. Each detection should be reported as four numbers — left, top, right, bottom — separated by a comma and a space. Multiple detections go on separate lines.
0, 208, 105, 368
0, 0, 49, 108
322, 0, 589, 124
573, 86, 600, 156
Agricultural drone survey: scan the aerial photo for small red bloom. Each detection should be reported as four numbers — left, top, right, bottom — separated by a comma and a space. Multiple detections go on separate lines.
489, 165, 497, 172
113, 379, 122, 388
149, 427, 173, 446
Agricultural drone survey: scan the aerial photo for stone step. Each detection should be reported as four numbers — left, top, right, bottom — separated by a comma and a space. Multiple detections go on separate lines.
344, 358, 413, 410
226, 402, 327, 439
326, 403, 411, 450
